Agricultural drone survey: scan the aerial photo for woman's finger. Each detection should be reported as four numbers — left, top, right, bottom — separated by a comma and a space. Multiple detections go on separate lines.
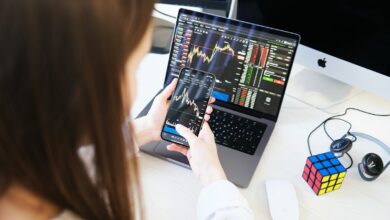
175, 124, 197, 145
208, 96, 216, 104
199, 122, 215, 140
159, 78, 178, 100
167, 144, 188, 156
204, 114, 210, 122
206, 106, 213, 114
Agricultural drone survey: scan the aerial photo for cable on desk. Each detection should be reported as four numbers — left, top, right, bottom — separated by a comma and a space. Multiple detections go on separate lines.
323, 118, 357, 142
307, 107, 390, 170
345, 153, 354, 169
154, 7, 177, 19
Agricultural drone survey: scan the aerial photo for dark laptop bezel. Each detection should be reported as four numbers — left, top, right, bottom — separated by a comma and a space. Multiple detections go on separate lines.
163, 8, 300, 122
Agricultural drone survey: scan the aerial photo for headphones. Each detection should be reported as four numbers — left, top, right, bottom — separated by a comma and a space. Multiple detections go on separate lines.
308, 108, 390, 181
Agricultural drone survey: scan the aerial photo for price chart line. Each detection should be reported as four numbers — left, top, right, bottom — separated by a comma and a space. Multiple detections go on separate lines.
173, 87, 202, 119
187, 41, 240, 65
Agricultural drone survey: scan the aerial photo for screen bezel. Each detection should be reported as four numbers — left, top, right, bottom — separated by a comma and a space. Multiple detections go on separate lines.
161, 67, 216, 147
163, 8, 300, 122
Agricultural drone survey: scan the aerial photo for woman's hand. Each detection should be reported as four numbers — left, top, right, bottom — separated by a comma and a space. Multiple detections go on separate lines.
166, 122, 227, 186
132, 79, 215, 146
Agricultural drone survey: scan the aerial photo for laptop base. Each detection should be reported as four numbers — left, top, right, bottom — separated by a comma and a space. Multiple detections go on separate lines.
136, 91, 274, 188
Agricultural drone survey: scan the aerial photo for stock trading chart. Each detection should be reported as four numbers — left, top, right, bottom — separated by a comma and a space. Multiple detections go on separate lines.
164, 68, 214, 135
186, 30, 246, 79
167, 13, 298, 116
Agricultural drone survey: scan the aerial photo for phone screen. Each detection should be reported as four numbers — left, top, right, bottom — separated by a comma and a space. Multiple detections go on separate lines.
161, 68, 215, 147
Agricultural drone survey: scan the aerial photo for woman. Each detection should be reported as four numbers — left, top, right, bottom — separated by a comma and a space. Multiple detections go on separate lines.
0, 0, 253, 219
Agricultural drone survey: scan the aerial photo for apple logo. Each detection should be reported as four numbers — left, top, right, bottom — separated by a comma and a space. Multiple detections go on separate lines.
318, 58, 326, 68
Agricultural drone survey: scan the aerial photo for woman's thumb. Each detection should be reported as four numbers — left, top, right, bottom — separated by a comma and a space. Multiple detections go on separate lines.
175, 124, 197, 145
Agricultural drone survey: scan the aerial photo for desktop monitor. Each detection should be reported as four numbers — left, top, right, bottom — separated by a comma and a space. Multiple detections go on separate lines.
238, 0, 390, 105
158, 0, 235, 17
152, 1, 237, 53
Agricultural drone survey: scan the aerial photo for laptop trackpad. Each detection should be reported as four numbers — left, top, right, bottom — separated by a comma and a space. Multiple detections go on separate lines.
154, 141, 190, 166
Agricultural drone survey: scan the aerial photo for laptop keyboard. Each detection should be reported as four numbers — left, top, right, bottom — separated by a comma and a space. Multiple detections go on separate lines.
209, 109, 267, 155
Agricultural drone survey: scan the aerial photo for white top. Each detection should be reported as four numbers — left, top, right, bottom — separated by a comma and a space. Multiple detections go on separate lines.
54, 179, 253, 220
197, 180, 253, 220
54, 146, 253, 220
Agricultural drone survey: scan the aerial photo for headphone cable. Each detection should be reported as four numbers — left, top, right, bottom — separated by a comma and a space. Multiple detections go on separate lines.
154, 7, 177, 19
307, 107, 390, 169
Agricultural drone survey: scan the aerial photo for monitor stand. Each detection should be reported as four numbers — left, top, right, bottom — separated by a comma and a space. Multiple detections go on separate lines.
286, 68, 363, 113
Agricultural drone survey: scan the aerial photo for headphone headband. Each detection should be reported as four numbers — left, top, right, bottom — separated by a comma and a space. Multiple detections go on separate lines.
350, 132, 390, 155
307, 107, 390, 181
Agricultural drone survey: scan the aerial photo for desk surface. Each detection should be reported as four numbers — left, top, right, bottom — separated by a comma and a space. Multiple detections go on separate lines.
133, 53, 390, 220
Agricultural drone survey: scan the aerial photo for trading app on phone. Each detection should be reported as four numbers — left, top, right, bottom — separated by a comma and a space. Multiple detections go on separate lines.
161, 68, 215, 147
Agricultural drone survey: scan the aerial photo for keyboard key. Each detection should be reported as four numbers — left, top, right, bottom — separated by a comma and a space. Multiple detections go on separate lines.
209, 109, 267, 155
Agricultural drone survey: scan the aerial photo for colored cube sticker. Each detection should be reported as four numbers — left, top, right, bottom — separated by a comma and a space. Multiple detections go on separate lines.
302, 152, 346, 195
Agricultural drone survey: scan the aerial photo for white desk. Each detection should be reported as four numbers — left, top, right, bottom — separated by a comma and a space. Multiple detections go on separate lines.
133, 53, 390, 220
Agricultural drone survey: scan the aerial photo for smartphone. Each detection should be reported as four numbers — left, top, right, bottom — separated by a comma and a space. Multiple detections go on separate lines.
161, 68, 216, 147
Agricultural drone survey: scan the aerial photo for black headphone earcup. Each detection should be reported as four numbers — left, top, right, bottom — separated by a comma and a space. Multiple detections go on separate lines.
358, 153, 384, 181
362, 153, 384, 176
330, 138, 353, 156
358, 162, 376, 181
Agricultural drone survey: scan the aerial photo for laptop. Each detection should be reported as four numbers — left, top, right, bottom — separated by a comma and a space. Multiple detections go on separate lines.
138, 9, 300, 188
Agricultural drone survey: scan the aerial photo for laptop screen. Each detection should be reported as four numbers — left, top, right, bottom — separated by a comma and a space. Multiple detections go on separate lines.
164, 9, 300, 119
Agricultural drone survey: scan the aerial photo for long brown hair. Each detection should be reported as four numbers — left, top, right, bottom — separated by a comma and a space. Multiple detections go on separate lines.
0, 0, 154, 219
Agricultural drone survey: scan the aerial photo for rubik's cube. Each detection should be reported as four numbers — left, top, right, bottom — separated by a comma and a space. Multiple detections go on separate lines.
302, 152, 347, 195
